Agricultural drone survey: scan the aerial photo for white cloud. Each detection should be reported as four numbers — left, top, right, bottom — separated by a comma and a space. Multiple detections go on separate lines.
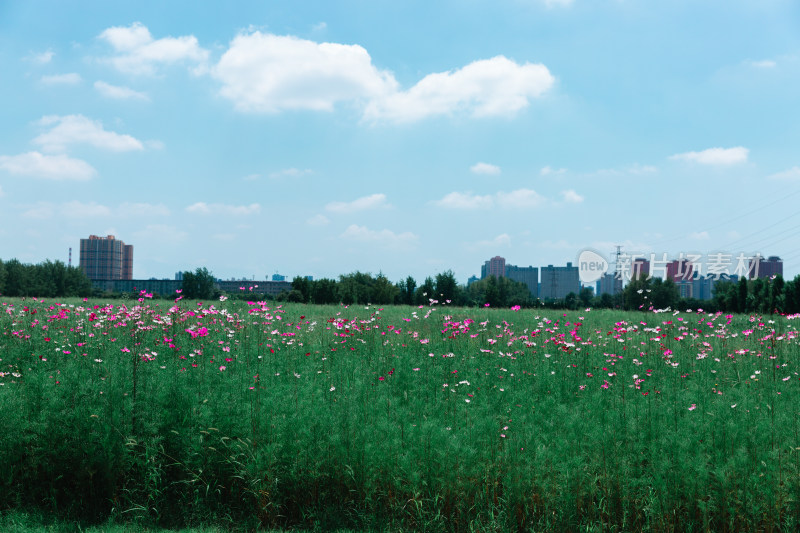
27, 49, 54, 64
213, 31, 553, 122
496, 188, 546, 208
41, 73, 82, 85
185, 202, 261, 216
540, 165, 566, 176
60, 201, 112, 218
269, 167, 313, 179
214, 31, 397, 113
561, 189, 584, 203
98, 22, 209, 75
767, 166, 800, 181
19, 201, 169, 219
540, 239, 574, 249
325, 193, 389, 213
669, 146, 748, 165
94, 81, 149, 101
628, 164, 657, 175
365, 56, 554, 122
470, 162, 501, 175
145, 139, 165, 150
118, 202, 171, 217
133, 224, 189, 243
0, 151, 96, 180
306, 214, 330, 226
21, 202, 55, 219
436, 188, 547, 209
34, 115, 145, 152
472, 233, 512, 249
312, 22, 327, 32
749, 59, 776, 68
340, 224, 418, 248
434, 191, 494, 209
689, 231, 710, 240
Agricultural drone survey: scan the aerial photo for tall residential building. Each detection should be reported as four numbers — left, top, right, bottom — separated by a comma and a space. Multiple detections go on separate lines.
79, 235, 133, 281
691, 274, 739, 301
596, 273, 618, 296
505, 265, 539, 298
749, 255, 783, 279
631, 259, 650, 280
481, 256, 506, 279
666, 259, 693, 282
540, 263, 580, 300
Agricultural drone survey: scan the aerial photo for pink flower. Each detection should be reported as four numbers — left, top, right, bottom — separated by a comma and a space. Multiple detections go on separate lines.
219, 365, 226, 371
688, 404, 697, 411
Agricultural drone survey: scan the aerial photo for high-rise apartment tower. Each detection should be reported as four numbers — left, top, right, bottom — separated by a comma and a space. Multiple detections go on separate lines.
79, 235, 133, 281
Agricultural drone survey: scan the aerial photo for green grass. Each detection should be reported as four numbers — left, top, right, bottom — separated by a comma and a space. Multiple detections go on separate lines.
2, 297, 800, 531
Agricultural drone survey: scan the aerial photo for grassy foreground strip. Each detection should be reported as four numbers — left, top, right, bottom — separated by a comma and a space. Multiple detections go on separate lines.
1, 296, 800, 531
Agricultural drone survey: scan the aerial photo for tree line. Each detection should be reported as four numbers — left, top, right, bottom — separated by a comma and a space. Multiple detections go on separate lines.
617, 274, 800, 315
3, 259, 800, 315
0, 258, 92, 297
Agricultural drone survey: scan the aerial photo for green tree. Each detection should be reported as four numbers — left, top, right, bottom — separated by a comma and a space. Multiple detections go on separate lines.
291, 276, 311, 303
4, 259, 28, 297
578, 287, 593, 308
623, 275, 652, 311
564, 292, 577, 310
372, 273, 398, 305
712, 280, 735, 312
750, 278, 766, 313
285, 289, 305, 302
0, 259, 6, 294
738, 277, 748, 313
598, 293, 614, 309
770, 275, 784, 314
65, 265, 93, 297
403, 276, 417, 305
311, 278, 338, 304
337, 271, 376, 305
181, 267, 218, 300
415, 276, 435, 305
434, 270, 460, 303
784, 276, 800, 314
650, 278, 679, 310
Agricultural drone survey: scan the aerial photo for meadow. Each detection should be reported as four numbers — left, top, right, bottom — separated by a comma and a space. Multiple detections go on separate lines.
1, 294, 799, 532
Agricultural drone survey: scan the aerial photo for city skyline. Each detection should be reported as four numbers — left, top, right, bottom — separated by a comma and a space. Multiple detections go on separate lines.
2, 2, 800, 283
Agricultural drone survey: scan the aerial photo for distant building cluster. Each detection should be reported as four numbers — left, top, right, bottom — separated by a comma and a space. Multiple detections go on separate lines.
478, 256, 580, 300
596, 254, 783, 300
480, 253, 785, 303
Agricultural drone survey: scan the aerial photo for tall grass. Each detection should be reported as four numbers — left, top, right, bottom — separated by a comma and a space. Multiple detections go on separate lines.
1, 296, 799, 531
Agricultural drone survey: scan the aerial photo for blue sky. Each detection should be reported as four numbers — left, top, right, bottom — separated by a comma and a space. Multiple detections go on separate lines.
2, 0, 799, 284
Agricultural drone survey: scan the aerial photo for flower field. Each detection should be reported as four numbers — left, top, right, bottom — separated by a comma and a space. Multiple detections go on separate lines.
2, 295, 800, 531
